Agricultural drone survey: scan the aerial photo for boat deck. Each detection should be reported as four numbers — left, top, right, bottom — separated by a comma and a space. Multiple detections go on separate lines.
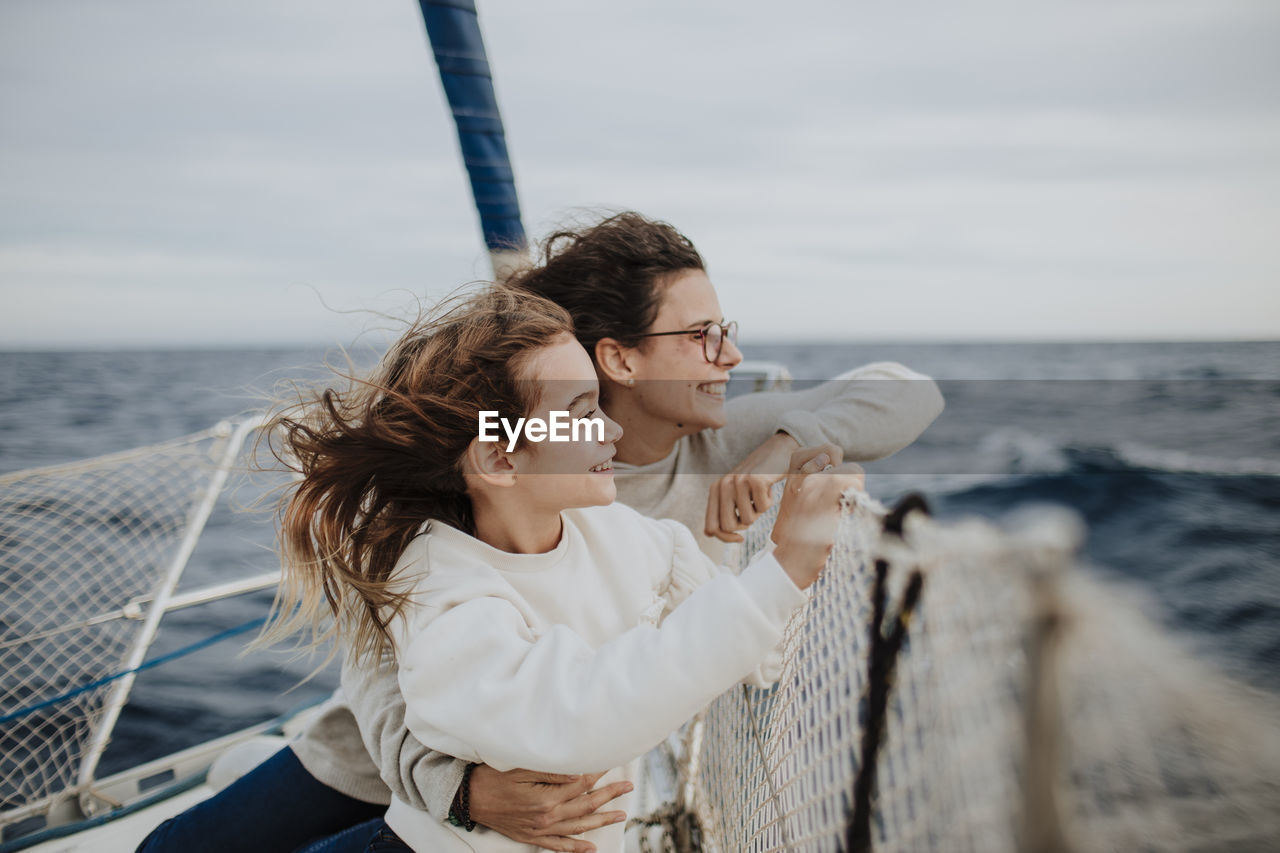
22, 786, 208, 853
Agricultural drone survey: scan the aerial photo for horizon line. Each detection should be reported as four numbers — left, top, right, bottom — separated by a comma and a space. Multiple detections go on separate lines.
2, 336, 1279, 354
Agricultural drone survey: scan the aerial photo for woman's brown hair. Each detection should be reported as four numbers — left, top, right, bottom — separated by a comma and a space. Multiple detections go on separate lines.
508, 211, 705, 360
262, 285, 573, 665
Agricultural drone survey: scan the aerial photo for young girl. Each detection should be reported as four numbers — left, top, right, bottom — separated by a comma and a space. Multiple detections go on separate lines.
268, 286, 860, 853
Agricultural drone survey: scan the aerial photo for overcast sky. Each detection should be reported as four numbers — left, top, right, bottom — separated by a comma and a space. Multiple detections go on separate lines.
2, 0, 1278, 347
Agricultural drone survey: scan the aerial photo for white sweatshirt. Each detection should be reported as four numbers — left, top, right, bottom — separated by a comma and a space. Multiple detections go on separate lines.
380, 502, 806, 852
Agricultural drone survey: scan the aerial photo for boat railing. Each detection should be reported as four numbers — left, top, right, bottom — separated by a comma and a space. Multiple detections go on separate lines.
0, 415, 278, 838
729, 360, 793, 395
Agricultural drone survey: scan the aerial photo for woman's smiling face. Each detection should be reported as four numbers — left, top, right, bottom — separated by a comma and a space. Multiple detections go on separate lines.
626, 269, 743, 433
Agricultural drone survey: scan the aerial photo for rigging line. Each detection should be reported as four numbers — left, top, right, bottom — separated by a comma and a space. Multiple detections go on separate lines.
0, 617, 266, 725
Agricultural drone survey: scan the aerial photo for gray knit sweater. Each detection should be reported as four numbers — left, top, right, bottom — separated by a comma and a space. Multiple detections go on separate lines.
289, 362, 943, 819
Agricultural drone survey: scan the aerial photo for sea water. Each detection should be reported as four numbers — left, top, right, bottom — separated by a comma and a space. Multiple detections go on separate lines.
1, 341, 1277, 775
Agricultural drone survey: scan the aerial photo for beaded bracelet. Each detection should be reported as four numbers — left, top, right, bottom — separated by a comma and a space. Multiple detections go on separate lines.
447, 763, 478, 831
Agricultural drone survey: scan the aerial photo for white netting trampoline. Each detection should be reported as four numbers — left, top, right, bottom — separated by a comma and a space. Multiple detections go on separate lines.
0, 418, 263, 828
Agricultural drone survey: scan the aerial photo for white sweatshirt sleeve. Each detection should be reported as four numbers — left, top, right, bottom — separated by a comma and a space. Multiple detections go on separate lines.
394, 548, 805, 775
657, 519, 796, 686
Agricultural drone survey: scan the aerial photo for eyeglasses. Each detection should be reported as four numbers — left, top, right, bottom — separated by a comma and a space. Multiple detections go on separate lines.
633, 320, 739, 363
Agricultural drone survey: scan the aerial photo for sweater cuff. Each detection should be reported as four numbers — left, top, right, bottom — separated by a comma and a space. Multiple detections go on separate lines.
422, 756, 468, 822
736, 546, 807, 629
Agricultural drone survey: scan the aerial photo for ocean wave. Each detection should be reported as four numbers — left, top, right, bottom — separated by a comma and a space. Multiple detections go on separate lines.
1112, 442, 1280, 478
871, 429, 1280, 505
975, 427, 1072, 474
976, 427, 1280, 479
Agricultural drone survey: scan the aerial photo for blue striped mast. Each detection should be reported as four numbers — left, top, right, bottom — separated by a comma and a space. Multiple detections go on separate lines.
416, 0, 527, 279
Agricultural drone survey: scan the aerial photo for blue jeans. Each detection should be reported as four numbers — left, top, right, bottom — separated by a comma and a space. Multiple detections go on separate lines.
360, 821, 413, 852
297, 819, 386, 853
134, 746, 385, 853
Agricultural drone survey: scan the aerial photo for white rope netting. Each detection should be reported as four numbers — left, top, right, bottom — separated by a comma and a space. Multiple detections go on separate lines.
1049, 569, 1280, 852
0, 425, 245, 823
667, 494, 1280, 853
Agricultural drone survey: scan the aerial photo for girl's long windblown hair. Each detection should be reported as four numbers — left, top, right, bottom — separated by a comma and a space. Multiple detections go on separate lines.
261, 285, 572, 665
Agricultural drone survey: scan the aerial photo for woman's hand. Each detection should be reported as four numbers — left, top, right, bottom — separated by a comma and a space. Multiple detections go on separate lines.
468, 765, 633, 853
704, 432, 804, 543
770, 444, 865, 590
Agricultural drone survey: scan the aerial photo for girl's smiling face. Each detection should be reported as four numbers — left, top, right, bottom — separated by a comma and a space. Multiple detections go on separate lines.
508, 333, 624, 512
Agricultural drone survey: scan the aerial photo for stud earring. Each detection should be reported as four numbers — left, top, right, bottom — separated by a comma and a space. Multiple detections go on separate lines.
627, 378, 635, 387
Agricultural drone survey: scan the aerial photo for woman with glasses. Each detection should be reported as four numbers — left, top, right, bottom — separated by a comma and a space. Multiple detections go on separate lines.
135, 213, 943, 853
512, 212, 943, 562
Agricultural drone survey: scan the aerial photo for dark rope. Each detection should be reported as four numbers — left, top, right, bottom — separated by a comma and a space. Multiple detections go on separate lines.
0, 617, 267, 725
846, 494, 928, 853
882, 492, 931, 537
847, 559, 889, 852
628, 801, 704, 853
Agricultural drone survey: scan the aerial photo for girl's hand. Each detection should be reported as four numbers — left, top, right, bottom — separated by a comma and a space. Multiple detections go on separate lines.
704, 432, 807, 543
469, 765, 633, 853
770, 446, 865, 589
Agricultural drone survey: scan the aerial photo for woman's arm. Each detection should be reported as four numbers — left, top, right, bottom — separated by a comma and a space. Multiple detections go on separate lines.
722, 362, 943, 464
341, 658, 463, 817
394, 548, 805, 774
341, 658, 633, 851
704, 362, 943, 541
